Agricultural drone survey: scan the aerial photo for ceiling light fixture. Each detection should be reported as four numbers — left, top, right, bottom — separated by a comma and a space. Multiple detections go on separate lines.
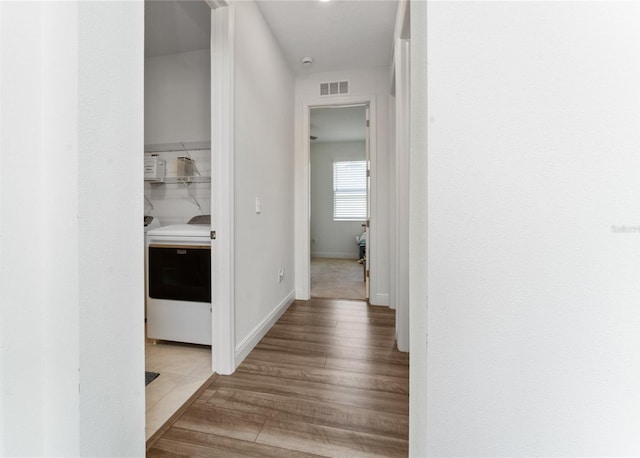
302, 57, 313, 67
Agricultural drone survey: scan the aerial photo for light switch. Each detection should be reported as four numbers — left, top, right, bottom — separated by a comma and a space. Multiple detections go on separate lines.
255, 197, 261, 214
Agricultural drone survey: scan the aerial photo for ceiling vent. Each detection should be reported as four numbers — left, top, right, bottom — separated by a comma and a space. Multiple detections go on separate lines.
320, 80, 349, 96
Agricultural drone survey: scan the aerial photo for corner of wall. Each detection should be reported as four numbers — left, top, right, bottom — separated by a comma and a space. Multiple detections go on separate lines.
234, 290, 295, 365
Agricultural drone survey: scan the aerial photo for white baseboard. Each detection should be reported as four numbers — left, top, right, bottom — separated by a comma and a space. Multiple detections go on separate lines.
295, 288, 309, 300
311, 251, 359, 259
234, 290, 295, 366
370, 293, 389, 306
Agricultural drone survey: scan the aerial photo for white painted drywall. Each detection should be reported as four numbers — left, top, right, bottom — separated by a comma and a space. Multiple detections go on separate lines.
408, 1, 426, 456
295, 67, 390, 305
0, 2, 145, 456
310, 141, 366, 259
144, 149, 211, 225
144, 49, 211, 225
426, 2, 640, 455
78, 2, 145, 455
0, 3, 80, 454
145, 49, 210, 145
232, 1, 295, 351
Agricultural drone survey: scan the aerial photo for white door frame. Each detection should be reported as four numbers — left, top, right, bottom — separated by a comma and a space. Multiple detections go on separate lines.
210, 3, 235, 375
365, 103, 371, 300
296, 95, 378, 301
408, 1, 426, 455
394, 38, 411, 352
391, 0, 411, 352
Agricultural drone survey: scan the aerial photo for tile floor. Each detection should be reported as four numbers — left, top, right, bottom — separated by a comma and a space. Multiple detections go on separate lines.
145, 339, 212, 440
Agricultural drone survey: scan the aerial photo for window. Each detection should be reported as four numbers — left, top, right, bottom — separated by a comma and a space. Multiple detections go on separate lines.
333, 160, 367, 221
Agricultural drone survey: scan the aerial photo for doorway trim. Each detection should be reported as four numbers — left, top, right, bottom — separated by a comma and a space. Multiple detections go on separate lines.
296, 95, 378, 302
393, 38, 411, 352
211, 3, 235, 375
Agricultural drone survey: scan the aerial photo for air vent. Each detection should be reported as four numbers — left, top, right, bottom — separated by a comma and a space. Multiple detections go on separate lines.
320, 80, 349, 96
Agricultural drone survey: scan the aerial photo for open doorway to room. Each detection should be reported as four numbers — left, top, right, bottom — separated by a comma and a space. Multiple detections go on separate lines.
309, 105, 369, 301
143, 0, 214, 441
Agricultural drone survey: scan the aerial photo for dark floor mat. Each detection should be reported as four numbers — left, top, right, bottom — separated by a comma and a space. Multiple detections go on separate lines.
145, 371, 159, 386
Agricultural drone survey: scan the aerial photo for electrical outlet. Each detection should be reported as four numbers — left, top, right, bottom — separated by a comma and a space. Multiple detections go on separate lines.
278, 267, 285, 283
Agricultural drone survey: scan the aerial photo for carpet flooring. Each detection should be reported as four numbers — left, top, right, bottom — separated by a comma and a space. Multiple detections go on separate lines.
310, 257, 366, 300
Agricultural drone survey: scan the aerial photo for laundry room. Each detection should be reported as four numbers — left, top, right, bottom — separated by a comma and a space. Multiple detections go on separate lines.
143, 0, 213, 440
143, 2, 211, 225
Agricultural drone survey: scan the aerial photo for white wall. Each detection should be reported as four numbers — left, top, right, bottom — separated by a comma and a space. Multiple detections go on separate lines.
232, 2, 295, 355
1, 3, 78, 454
144, 50, 211, 225
310, 141, 365, 259
295, 66, 390, 305
408, 1, 426, 456
144, 149, 211, 225
78, 3, 145, 454
144, 49, 210, 145
425, 2, 640, 455
0, 1, 145, 456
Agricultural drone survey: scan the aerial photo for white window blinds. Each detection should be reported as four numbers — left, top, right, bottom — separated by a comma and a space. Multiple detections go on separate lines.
333, 160, 367, 221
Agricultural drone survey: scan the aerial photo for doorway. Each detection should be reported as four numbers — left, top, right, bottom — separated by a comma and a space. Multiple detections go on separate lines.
309, 105, 370, 301
143, 0, 214, 441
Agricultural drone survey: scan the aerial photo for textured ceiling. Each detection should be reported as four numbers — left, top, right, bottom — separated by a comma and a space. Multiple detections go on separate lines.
144, 0, 397, 141
145, 0, 398, 74
144, 1, 211, 58
257, 0, 398, 75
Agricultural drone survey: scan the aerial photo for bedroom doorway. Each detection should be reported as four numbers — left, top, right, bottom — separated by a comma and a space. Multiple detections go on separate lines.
309, 104, 370, 301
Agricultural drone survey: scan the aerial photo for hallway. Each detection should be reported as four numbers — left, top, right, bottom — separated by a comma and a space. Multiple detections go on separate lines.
146, 298, 409, 457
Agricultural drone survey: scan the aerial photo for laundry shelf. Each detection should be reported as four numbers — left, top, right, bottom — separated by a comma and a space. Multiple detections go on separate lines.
145, 176, 210, 210
146, 176, 211, 184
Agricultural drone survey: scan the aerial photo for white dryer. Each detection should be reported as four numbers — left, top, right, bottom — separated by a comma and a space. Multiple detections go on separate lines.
145, 216, 212, 345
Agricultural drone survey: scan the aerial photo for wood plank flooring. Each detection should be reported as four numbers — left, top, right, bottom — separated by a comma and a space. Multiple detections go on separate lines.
147, 298, 409, 457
